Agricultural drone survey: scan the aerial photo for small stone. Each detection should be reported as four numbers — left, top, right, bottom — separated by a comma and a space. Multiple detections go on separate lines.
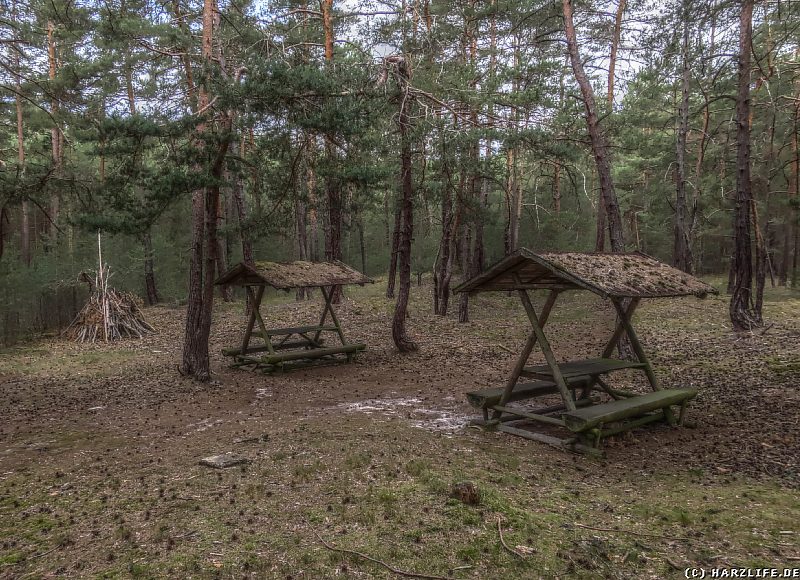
199, 453, 250, 469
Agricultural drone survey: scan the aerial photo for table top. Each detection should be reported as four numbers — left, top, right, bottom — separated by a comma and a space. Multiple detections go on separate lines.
521, 357, 647, 379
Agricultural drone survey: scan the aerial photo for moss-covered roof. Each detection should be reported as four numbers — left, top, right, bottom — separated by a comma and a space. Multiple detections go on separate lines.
214, 260, 372, 289
453, 249, 718, 299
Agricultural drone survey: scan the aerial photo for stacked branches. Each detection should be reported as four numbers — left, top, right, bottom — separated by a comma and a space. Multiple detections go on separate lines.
65, 235, 155, 343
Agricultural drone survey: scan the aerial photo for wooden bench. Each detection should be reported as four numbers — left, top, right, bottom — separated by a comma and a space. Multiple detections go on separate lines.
222, 338, 326, 357
466, 376, 592, 409
241, 343, 366, 366
561, 388, 697, 432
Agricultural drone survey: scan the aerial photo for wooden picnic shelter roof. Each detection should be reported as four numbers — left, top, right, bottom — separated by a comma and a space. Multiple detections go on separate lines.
215, 260, 373, 290
453, 249, 718, 299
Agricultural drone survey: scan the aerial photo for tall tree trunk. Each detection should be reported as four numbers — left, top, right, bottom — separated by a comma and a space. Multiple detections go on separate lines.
126, 61, 161, 303
607, 0, 626, 108
433, 118, 455, 315
230, 139, 254, 267
0, 205, 6, 260
13, 7, 30, 265
357, 217, 366, 276
295, 182, 308, 301
216, 196, 232, 302
320, 0, 342, 303
563, 0, 624, 252
47, 21, 61, 240
181, 0, 231, 380
504, 147, 522, 254
596, 0, 626, 249
305, 139, 319, 264
142, 231, 159, 305
386, 202, 401, 298
673, 0, 694, 273
389, 56, 418, 352
504, 37, 522, 256
783, 48, 799, 287
458, 215, 472, 324
552, 163, 561, 213
230, 139, 254, 310
730, 0, 758, 331
595, 176, 606, 251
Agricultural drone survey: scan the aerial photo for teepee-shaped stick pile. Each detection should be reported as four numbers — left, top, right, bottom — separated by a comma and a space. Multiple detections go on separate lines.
65, 233, 155, 343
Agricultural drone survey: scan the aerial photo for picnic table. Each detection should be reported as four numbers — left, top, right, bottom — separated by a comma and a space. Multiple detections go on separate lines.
455, 249, 716, 455
216, 260, 371, 373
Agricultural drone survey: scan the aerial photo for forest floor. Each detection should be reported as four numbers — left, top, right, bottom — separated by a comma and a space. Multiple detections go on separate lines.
0, 278, 799, 579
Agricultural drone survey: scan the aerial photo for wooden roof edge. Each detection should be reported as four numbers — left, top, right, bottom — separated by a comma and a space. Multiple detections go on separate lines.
214, 260, 374, 289
631, 251, 719, 296
522, 249, 610, 299
330, 260, 375, 286
454, 248, 718, 299
453, 249, 610, 298
451, 251, 525, 294
214, 262, 259, 286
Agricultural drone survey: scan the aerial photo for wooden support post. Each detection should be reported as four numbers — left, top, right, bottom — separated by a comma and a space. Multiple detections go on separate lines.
515, 281, 576, 412
493, 289, 560, 418
610, 298, 676, 424
313, 287, 333, 343
595, 376, 622, 400
602, 297, 640, 358
321, 285, 348, 346
247, 285, 276, 356
497, 425, 603, 457
240, 285, 263, 355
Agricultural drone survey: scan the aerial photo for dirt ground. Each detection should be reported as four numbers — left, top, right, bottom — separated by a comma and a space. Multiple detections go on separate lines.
1, 280, 798, 579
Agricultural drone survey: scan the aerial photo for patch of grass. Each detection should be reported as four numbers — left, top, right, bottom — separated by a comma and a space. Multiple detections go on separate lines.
0, 552, 24, 565
344, 451, 371, 470
766, 355, 800, 377
292, 461, 322, 482
0, 347, 138, 377
405, 458, 431, 477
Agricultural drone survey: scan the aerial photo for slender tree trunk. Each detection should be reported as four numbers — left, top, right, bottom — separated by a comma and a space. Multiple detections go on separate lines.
320, 0, 343, 303
126, 61, 161, 303
295, 182, 308, 300
230, 139, 254, 267
788, 99, 799, 287
216, 196, 232, 302
730, 0, 758, 331
506, 148, 522, 254
304, 139, 319, 264
595, 179, 606, 251
173, 0, 197, 111
504, 38, 522, 256
357, 217, 366, 275
434, 121, 455, 315
13, 9, 29, 265
471, 119, 485, 275
0, 205, 6, 260
458, 217, 472, 324
673, 0, 693, 273
386, 202, 401, 298
783, 48, 800, 287
389, 56, 418, 352
47, 21, 61, 240
595, 0, 625, 249
142, 231, 159, 305
552, 163, 561, 213
563, 0, 624, 252
607, 0, 625, 108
